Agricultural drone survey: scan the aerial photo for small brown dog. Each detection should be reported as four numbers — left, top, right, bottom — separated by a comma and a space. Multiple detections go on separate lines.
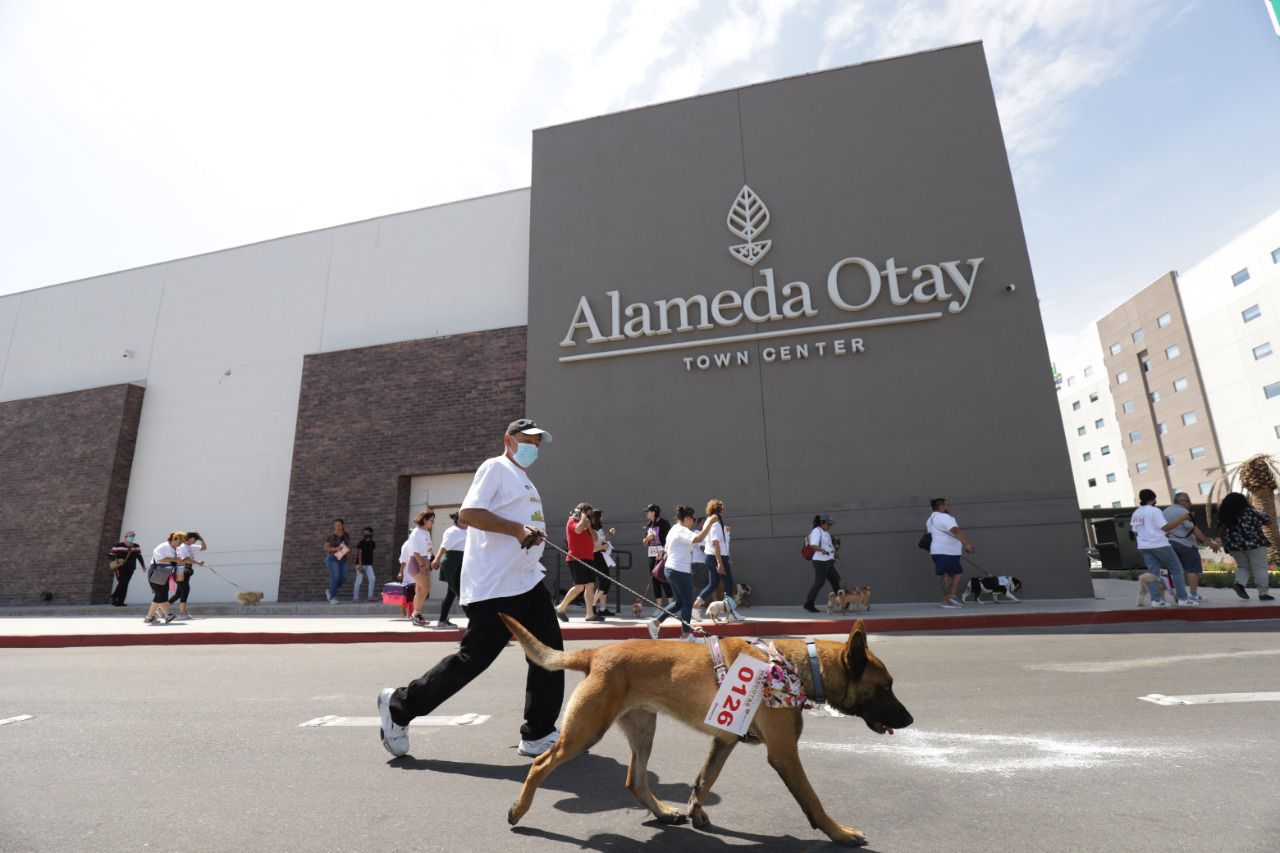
236, 591, 264, 605
826, 587, 871, 614
500, 614, 912, 845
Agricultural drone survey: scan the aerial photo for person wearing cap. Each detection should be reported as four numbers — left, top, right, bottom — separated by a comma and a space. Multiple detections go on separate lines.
642, 504, 672, 617
378, 418, 563, 760
803, 514, 842, 613
431, 512, 467, 627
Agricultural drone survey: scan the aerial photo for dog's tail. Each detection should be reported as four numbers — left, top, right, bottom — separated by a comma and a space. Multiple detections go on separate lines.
498, 613, 593, 673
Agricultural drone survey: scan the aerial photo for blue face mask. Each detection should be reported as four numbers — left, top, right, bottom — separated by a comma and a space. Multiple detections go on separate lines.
512, 441, 539, 468
126, 535, 135, 542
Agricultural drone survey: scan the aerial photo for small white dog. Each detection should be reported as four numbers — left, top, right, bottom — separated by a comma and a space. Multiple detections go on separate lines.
703, 600, 730, 623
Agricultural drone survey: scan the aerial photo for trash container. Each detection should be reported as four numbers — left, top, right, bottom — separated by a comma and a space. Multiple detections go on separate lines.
1110, 514, 1144, 570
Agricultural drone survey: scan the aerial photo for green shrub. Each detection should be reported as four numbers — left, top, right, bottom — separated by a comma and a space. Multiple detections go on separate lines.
1198, 570, 1280, 589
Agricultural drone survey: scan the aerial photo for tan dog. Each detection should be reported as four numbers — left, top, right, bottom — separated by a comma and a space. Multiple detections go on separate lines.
236, 591, 264, 605
499, 614, 912, 846
702, 600, 730, 623
825, 587, 872, 614
1136, 573, 1171, 607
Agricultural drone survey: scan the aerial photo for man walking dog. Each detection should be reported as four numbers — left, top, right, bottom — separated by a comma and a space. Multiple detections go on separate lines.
378, 418, 563, 759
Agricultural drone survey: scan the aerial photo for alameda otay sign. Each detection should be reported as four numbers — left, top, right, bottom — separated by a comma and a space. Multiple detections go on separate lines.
558, 185, 986, 365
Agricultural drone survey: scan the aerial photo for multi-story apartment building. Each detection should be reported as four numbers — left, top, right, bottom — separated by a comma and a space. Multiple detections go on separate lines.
1180, 209, 1280, 470
1054, 337, 1135, 509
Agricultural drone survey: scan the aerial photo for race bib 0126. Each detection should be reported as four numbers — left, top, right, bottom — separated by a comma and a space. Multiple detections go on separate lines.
704, 653, 769, 737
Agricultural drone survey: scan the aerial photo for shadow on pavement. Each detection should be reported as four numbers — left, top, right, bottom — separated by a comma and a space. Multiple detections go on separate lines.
512, 824, 872, 851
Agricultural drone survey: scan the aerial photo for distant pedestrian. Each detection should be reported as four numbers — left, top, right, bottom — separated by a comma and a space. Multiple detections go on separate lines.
556, 503, 602, 623
1132, 489, 1194, 607
323, 519, 351, 603
353, 527, 377, 602
409, 510, 436, 627
803, 513, 842, 613
693, 499, 742, 622
590, 509, 616, 618
170, 531, 205, 619
926, 498, 975, 609
144, 532, 184, 625
432, 512, 467, 627
396, 536, 415, 619
1163, 493, 1217, 602
107, 531, 144, 606
647, 506, 713, 641
1216, 492, 1275, 602
642, 504, 673, 617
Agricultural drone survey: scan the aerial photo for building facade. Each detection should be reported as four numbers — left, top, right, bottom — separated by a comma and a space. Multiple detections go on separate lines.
0, 43, 1093, 606
1054, 337, 1135, 509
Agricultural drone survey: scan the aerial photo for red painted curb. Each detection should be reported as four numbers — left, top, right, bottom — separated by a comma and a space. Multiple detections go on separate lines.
3, 605, 1277, 649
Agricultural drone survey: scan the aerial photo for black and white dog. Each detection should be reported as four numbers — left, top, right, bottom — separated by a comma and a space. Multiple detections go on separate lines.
962, 575, 1022, 603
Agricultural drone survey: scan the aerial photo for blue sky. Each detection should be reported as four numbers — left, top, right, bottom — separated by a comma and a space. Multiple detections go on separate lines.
1, 1, 1277, 356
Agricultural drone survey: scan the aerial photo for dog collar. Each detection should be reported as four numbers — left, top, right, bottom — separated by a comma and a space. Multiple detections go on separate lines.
705, 635, 728, 684
805, 640, 826, 704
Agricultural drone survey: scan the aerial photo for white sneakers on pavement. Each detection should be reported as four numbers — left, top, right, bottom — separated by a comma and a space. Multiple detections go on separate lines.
647, 619, 661, 640
377, 688, 410, 757
517, 728, 559, 757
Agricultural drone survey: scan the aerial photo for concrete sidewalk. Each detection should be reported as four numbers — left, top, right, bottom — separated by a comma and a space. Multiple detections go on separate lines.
2, 580, 1276, 648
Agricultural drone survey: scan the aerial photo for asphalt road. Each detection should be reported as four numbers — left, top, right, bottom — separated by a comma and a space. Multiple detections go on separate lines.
2, 624, 1278, 852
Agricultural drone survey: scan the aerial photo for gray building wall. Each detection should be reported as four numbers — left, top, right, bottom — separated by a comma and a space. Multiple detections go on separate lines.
525, 43, 1092, 604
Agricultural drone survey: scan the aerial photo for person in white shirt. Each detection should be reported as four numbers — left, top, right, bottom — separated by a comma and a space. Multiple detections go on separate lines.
378, 418, 563, 761
430, 512, 467, 627
926, 498, 975, 609
395, 537, 415, 618
693, 498, 743, 622
144, 532, 184, 625
1132, 488, 1194, 606
169, 531, 205, 620
803, 513, 842, 613
647, 506, 714, 641
407, 510, 436, 627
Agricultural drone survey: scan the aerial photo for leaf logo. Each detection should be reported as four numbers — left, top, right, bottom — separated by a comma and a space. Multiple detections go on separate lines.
727, 185, 772, 267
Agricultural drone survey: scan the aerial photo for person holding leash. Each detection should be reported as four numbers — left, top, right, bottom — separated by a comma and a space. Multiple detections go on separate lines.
378, 418, 563, 759
927, 498, 975, 608
170, 531, 205, 620
143, 532, 184, 625
692, 499, 742, 622
803, 513, 842, 613
647, 506, 714, 641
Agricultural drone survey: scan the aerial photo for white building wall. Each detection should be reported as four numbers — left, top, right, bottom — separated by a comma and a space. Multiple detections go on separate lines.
0, 189, 530, 601
1180, 209, 1280, 470
1054, 338, 1135, 508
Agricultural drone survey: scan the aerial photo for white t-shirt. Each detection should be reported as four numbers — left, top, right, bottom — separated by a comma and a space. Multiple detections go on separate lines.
927, 512, 963, 556
398, 539, 413, 564
808, 528, 834, 561
705, 519, 730, 557
440, 524, 466, 553
175, 543, 194, 577
664, 524, 696, 573
408, 526, 432, 557
692, 540, 705, 564
459, 454, 547, 605
1132, 505, 1171, 550
152, 542, 177, 564
1162, 506, 1196, 548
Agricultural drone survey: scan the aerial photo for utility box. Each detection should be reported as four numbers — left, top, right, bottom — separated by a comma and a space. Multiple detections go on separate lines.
1110, 515, 1144, 570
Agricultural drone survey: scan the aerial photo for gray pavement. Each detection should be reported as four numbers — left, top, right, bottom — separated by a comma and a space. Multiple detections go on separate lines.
3, 622, 1279, 852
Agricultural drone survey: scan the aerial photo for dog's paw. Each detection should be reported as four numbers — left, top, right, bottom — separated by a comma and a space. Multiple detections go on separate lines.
688, 804, 710, 828
654, 807, 688, 825
507, 804, 525, 826
829, 824, 868, 846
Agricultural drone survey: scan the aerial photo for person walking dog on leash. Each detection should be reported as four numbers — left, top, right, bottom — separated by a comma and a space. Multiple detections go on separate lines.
378, 418, 564, 759
1132, 488, 1196, 607
926, 498, 974, 609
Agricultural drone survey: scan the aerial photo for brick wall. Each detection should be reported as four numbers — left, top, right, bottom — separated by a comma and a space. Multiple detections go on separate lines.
0, 383, 145, 605
278, 327, 526, 600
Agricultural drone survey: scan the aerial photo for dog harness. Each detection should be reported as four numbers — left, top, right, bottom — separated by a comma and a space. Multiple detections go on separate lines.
704, 636, 812, 709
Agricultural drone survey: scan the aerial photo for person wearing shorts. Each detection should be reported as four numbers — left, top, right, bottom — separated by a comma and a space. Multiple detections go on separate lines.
926, 498, 974, 608
555, 503, 602, 622
144, 532, 183, 625
1163, 492, 1217, 602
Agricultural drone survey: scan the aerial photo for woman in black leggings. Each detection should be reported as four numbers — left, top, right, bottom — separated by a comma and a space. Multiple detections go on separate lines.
803, 514, 841, 612
145, 532, 184, 625
170, 531, 206, 620
432, 513, 467, 628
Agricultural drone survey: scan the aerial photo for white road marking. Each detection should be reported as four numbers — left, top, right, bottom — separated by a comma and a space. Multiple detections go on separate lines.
300, 713, 490, 728
804, 730, 1189, 775
0, 714, 34, 726
1139, 692, 1280, 706
1026, 648, 1280, 674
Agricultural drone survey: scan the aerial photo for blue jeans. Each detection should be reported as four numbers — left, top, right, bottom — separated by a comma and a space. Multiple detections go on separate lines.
656, 569, 694, 633
1140, 546, 1187, 602
697, 555, 734, 604
325, 555, 348, 600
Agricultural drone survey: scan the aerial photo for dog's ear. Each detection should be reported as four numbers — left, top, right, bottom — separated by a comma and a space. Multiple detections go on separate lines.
843, 619, 868, 680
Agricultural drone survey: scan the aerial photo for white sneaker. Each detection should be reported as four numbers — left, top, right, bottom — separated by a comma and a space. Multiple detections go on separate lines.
377, 688, 410, 757
325, 590, 334, 603
1177, 598, 1199, 607
692, 607, 704, 622
1150, 599, 1169, 608
329, 597, 340, 605
646, 619, 661, 640
517, 728, 559, 758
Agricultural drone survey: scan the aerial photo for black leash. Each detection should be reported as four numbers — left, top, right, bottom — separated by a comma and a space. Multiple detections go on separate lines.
199, 563, 252, 592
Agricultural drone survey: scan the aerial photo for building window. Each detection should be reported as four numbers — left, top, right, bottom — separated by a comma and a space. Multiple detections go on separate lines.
1092, 504, 1102, 509
1087, 478, 1097, 488
1181, 411, 1198, 426
1136, 461, 1149, 474
1129, 430, 1142, 443
1151, 389, 1162, 403
1165, 455, 1176, 467
1275, 425, 1280, 439
1255, 342, 1274, 361
1165, 344, 1181, 360
1072, 400, 1082, 411
1122, 400, 1136, 413
1198, 482, 1213, 495
1265, 382, 1280, 400
1157, 312, 1172, 328
1132, 329, 1145, 343
1083, 452, 1092, 462
1067, 376, 1076, 387
1101, 445, 1111, 455
1272, 247, 1280, 264
1142, 359, 1153, 373
1083, 366, 1094, 378
1106, 473, 1116, 483
1109, 343, 1122, 356
1112, 501, 1122, 509
1232, 268, 1251, 286
1089, 391, 1099, 403
1243, 304, 1262, 323
1190, 446, 1206, 460
1077, 426, 1087, 436
1157, 422, 1168, 435
1095, 418, 1105, 429
1117, 371, 1129, 384
1173, 378, 1189, 393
